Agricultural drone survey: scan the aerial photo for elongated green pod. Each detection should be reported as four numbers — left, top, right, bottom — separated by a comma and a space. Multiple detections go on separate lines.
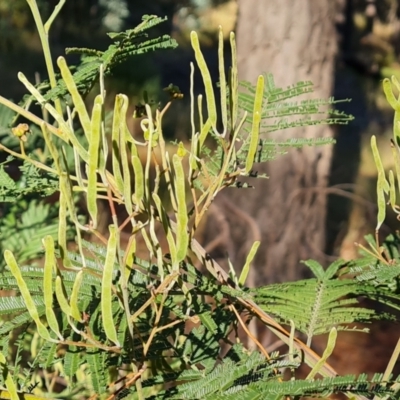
55, 275, 72, 317
41, 123, 61, 173
42, 236, 63, 340
218, 27, 227, 136
87, 95, 103, 228
119, 98, 133, 215
377, 172, 387, 231
0, 352, 18, 400
198, 94, 204, 129
57, 57, 91, 138
17, 72, 88, 163
58, 178, 70, 267
123, 235, 136, 283
191, 31, 217, 130
383, 78, 400, 111
389, 170, 397, 211
371, 136, 389, 193
229, 32, 238, 130
395, 119, 400, 145
392, 75, 400, 94
189, 133, 199, 172
153, 193, 177, 266
238, 241, 260, 286
190, 62, 195, 139
102, 225, 120, 346
69, 270, 83, 322
111, 95, 125, 196
391, 141, 400, 196
199, 118, 212, 148
245, 75, 264, 173
4, 250, 52, 341
132, 155, 144, 208
173, 154, 189, 265
307, 327, 337, 379
371, 136, 390, 230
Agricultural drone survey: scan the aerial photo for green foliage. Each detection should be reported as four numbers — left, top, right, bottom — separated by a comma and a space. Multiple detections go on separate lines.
239, 75, 354, 133
0, 1, 399, 399
253, 259, 397, 347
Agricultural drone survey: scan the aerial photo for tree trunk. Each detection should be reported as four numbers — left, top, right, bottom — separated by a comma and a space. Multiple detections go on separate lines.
204, 0, 339, 284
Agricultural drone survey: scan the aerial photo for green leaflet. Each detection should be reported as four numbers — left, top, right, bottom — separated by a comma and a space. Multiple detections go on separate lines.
4, 250, 52, 342
42, 236, 63, 340
87, 94, 103, 228
199, 311, 218, 334
191, 31, 217, 132
173, 154, 189, 265
102, 224, 120, 346
57, 56, 91, 139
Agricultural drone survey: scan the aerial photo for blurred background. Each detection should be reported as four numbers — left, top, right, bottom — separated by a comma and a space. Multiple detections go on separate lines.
1, 0, 400, 375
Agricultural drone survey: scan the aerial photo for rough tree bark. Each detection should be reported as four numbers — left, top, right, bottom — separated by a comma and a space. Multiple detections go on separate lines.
204, 0, 340, 284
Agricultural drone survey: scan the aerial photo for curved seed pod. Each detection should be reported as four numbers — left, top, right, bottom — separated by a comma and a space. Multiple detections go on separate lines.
41, 123, 61, 173
123, 235, 136, 283
57, 57, 91, 139
111, 95, 125, 196
191, 31, 217, 130
377, 172, 387, 231
102, 225, 121, 346
87, 95, 103, 228
307, 327, 337, 379
132, 155, 144, 208
42, 236, 63, 340
153, 193, 177, 266
118, 96, 132, 215
0, 352, 18, 400
391, 140, 400, 196
371, 135, 390, 231
218, 27, 227, 136
230, 32, 238, 129
4, 250, 52, 341
58, 178, 70, 268
199, 118, 212, 148
389, 170, 397, 212
391, 75, 400, 94
17, 72, 88, 162
383, 78, 399, 111
55, 276, 73, 320
371, 136, 389, 193
173, 154, 189, 265
238, 241, 260, 286
70, 270, 84, 322
245, 75, 264, 173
